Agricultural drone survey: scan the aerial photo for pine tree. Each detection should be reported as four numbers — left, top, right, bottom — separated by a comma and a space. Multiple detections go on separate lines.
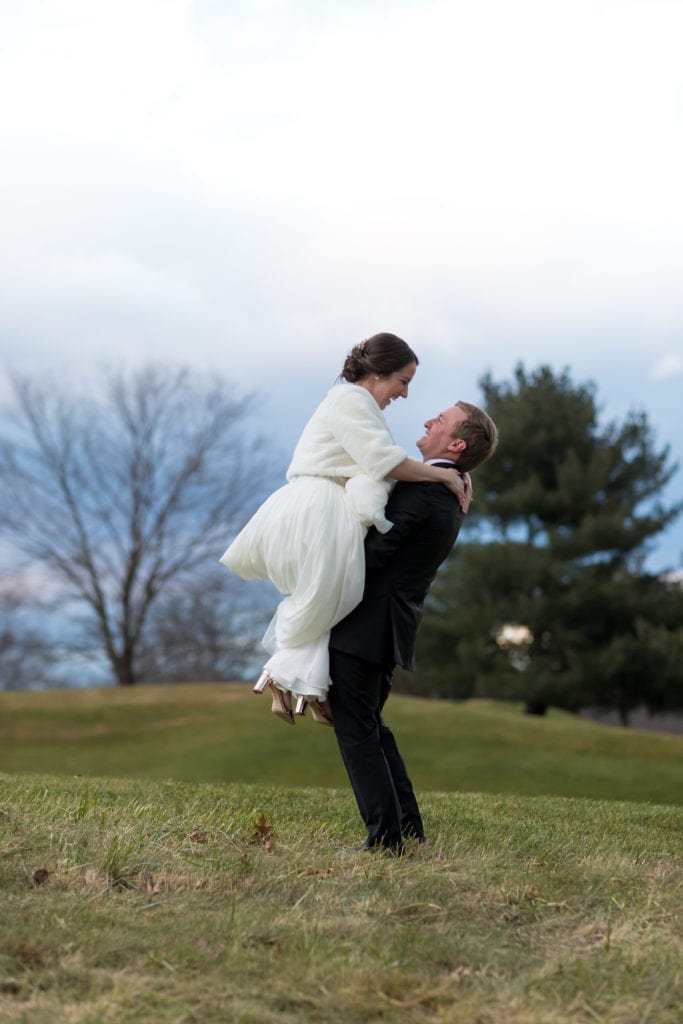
415, 365, 683, 722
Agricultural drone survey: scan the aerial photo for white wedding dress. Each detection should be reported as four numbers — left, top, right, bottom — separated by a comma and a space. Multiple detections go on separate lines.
219, 383, 406, 700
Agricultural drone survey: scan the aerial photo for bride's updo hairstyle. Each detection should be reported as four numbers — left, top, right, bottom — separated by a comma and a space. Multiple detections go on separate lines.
340, 333, 419, 383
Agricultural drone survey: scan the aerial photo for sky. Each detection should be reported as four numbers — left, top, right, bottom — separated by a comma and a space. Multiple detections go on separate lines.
1, 0, 682, 571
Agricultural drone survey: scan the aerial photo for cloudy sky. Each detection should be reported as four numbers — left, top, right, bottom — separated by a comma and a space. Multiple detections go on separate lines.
1, 0, 682, 570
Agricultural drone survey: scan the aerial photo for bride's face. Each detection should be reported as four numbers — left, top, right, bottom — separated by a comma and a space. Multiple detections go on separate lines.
362, 362, 417, 410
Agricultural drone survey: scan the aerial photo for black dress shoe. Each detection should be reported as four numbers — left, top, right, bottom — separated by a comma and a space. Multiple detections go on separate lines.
401, 831, 428, 846
363, 840, 405, 856
335, 841, 404, 856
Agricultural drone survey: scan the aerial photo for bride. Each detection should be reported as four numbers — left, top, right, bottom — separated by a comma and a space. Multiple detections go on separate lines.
220, 333, 470, 725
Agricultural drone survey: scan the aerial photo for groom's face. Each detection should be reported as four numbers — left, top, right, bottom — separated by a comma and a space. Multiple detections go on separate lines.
417, 405, 469, 462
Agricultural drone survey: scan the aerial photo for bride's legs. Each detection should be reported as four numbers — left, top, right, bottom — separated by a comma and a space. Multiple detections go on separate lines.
260, 530, 364, 710
261, 634, 333, 705
255, 631, 337, 725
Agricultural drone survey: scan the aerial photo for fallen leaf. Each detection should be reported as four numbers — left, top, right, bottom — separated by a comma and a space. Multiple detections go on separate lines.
252, 815, 274, 848
387, 902, 444, 918
248, 935, 282, 953
189, 829, 207, 843
452, 963, 471, 978
32, 869, 50, 886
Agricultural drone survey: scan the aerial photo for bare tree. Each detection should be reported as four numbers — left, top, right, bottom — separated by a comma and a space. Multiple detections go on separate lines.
136, 569, 273, 682
0, 582, 60, 690
0, 365, 274, 685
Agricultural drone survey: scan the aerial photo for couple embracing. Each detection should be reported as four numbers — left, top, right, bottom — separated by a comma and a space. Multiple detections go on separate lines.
221, 333, 498, 854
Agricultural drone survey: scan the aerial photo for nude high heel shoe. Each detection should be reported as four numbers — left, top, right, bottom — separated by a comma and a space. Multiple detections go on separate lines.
253, 669, 271, 695
310, 699, 333, 727
267, 681, 294, 726
253, 671, 294, 725
294, 696, 333, 727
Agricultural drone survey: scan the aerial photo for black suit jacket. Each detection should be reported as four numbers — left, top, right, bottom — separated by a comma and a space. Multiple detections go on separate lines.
330, 465, 463, 670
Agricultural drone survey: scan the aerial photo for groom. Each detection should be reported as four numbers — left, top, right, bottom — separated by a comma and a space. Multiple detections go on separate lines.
328, 400, 498, 853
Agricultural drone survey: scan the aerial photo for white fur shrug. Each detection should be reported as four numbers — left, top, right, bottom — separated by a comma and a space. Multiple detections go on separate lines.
286, 383, 406, 532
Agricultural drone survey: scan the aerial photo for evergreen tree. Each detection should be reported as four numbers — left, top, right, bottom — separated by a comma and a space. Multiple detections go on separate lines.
415, 365, 683, 722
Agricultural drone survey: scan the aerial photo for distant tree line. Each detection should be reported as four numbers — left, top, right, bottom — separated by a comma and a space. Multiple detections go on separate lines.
1, 360, 681, 724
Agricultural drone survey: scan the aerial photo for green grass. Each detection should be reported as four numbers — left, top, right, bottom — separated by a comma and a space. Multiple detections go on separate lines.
0, 772, 681, 1023
0, 685, 682, 804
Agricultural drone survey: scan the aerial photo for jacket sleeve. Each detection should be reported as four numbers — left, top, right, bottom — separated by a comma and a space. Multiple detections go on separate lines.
364, 483, 433, 570
325, 386, 406, 480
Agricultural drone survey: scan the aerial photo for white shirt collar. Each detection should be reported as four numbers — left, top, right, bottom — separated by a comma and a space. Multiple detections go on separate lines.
424, 458, 458, 466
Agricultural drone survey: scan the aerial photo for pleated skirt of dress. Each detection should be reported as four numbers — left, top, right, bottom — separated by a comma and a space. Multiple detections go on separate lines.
219, 476, 366, 700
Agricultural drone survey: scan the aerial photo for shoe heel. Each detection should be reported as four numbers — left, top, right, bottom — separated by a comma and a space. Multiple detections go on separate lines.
268, 682, 294, 726
294, 696, 308, 717
253, 670, 270, 695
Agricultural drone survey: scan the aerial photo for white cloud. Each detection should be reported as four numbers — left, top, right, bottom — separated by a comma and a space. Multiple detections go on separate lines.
2, 0, 682, 352
0, 0, 682, 569
651, 353, 683, 381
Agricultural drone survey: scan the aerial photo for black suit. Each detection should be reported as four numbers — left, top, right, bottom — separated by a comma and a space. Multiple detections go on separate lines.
329, 464, 463, 851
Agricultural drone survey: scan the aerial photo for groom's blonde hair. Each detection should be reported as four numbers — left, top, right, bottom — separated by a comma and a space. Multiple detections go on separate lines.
451, 402, 498, 472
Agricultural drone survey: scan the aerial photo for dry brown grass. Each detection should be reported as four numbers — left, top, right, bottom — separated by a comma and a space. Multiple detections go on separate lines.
1, 772, 681, 1023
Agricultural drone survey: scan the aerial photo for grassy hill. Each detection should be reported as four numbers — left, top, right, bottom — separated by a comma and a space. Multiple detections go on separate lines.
1, 684, 682, 804
0, 771, 681, 1023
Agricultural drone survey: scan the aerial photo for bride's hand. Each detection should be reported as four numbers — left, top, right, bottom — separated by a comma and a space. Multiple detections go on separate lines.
438, 469, 472, 513
461, 472, 473, 514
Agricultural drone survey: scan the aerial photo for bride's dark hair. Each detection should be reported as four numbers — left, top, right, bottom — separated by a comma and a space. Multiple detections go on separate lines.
340, 333, 419, 383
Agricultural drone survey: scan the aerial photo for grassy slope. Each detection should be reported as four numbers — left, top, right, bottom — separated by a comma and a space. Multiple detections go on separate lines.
0, 772, 681, 1024
1, 684, 682, 804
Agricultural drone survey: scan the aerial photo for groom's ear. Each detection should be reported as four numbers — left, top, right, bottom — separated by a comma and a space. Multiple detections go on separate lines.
447, 438, 467, 455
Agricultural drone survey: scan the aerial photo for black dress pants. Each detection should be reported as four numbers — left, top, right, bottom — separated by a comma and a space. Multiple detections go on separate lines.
328, 648, 424, 850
